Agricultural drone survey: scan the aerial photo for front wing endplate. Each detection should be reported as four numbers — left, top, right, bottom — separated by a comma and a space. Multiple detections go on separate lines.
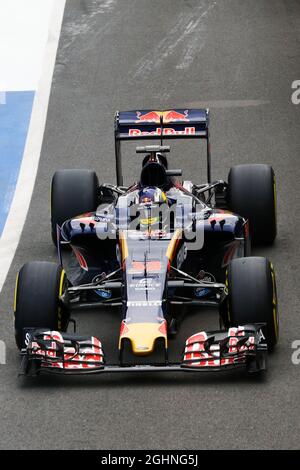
182, 325, 267, 371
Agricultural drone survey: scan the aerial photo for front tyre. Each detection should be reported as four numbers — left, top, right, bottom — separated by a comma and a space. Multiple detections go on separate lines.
225, 257, 278, 351
14, 261, 69, 349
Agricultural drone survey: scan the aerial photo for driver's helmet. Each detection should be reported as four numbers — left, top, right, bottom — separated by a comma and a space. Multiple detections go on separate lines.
137, 186, 169, 231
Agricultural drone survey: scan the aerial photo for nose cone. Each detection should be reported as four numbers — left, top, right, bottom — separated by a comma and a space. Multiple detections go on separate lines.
119, 321, 167, 356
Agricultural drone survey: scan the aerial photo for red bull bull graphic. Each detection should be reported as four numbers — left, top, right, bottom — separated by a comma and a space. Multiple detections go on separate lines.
136, 109, 189, 123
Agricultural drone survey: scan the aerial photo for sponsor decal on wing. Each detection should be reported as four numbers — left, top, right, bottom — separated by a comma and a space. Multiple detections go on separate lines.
129, 127, 195, 137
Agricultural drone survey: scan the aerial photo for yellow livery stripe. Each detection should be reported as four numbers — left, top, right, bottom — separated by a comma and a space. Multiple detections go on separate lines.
119, 231, 129, 262
140, 217, 159, 225
13, 272, 19, 313
166, 229, 182, 261
59, 269, 66, 296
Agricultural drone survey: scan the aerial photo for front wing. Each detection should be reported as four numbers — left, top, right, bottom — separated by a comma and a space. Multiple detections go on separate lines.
20, 325, 267, 376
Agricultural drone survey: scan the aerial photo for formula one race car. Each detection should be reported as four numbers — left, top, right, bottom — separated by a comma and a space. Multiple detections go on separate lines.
14, 109, 279, 376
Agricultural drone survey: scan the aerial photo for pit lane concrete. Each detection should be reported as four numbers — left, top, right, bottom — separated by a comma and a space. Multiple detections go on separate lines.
0, 0, 299, 449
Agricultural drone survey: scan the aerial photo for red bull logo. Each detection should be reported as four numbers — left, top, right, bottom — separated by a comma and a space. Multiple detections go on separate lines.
129, 127, 195, 137
136, 109, 189, 123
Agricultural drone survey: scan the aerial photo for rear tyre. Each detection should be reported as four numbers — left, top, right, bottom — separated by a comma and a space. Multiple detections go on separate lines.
225, 257, 278, 351
51, 169, 99, 246
14, 261, 68, 349
228, 164, 277, 245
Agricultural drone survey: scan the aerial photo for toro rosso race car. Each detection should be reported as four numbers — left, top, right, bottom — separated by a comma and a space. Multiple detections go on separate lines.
14, 109, 279, 376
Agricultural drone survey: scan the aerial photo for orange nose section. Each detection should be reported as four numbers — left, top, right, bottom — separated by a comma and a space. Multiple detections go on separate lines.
119, 321, 167, 356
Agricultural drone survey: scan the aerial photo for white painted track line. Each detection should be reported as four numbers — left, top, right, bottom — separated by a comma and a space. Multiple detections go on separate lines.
0, 0, 66, 291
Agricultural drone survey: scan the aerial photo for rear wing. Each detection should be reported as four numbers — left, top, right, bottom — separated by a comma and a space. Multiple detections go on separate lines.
114, 108, 211, 186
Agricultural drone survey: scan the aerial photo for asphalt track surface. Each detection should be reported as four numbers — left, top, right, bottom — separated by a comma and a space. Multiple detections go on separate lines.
0, 0, 300, 450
